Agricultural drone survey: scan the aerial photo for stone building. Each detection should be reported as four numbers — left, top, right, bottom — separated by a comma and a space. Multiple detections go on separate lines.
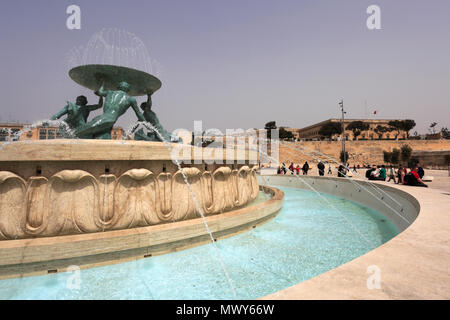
0, 123, 124, 141
293, 118, 409, 141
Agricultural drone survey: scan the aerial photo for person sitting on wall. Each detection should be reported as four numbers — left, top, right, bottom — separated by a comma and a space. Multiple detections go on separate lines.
365, 166, 374, 179
416, 162, 425, 179
367, 165, 378, 180
378, 165, 387, 181
404, 166, 428, 187
396, 165, 406, 184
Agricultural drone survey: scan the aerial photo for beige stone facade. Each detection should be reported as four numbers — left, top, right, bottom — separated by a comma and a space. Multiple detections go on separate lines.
293, 118, 409, 140
277, 139, 450, 168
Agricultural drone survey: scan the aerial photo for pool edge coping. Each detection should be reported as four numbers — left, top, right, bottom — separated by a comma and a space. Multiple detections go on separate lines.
261, 176, 450, 300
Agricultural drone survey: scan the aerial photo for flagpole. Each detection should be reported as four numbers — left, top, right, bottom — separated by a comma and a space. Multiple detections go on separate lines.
339, 99, 346, 165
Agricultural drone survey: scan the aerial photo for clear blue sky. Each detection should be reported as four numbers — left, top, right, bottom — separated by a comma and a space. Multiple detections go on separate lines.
1, 0, 449, 134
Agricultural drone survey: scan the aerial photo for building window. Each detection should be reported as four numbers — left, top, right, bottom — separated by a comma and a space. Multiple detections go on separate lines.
47, 130, 55, 139
39, 129, 47, 140
0, 129, 8, 141
10, 129, 20, 141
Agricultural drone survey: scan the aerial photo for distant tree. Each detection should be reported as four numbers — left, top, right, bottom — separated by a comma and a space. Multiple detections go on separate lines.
319, 122, 342, 140
340, 151, 349, 164
429, 122, 438, 134
388, 120, 404, 140
346, 121, 370, 140
441, 127, 450, 139
279, 127, 294, 141
264, 121, 277, 130
374, 125, 383, 139
383, 151, 392, 164
391, 148, 400, 165
401, 120, 416, 138
264, 121, 277, 140
400, 144, 413, 164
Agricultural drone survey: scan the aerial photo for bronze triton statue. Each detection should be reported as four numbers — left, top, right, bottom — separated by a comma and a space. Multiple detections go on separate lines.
50, 95, 103, 132
134, 90, 181, 143
53, 64, 177, 140
75, 81, 145, 139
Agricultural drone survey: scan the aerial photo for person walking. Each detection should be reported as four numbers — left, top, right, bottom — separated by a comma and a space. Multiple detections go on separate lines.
302, 161, 309, 175
295, 165, 300, 175
387, 165, 396, 183
327, 164, 332, 175
281, 163, 287, 175
317, 161, 325, 176
289, 162, 295, 175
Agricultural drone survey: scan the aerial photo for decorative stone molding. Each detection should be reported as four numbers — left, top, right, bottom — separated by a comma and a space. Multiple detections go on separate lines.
0, 165, 259, 240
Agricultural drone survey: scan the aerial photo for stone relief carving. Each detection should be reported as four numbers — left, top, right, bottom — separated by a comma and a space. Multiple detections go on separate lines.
0, 165, 259, 240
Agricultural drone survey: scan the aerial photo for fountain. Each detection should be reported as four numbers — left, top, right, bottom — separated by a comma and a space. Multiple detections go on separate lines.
0, 61, 284, 279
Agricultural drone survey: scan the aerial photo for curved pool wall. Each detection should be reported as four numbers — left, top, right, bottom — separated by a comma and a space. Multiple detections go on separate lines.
258, 175, 419, 232
0, 184, 401, 300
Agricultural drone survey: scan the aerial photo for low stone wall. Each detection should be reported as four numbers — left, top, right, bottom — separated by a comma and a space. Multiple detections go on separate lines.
411, 150, 450, 169
279, 139, 450, 167
0, 185, 284, 279
258, 175, 419, 232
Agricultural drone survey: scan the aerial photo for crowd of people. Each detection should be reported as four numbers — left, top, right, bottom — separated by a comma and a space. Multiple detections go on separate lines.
277, 161, 312, 175
275, 160, 428, 188
276, 161, 333, 177
365, 163, 428, 187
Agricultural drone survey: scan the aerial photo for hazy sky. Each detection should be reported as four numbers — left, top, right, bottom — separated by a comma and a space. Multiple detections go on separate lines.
1, 0, 449, 134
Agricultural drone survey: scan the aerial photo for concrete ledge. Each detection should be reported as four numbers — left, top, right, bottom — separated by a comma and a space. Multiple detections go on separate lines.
259, 176, 450, 299
0, 186, 284, 279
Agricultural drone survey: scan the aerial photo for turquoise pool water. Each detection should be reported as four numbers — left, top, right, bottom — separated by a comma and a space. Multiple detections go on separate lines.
0, 186, 398, 300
